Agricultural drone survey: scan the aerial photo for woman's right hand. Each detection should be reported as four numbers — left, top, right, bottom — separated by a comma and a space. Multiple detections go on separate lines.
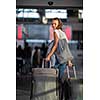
45, 55, 50, 62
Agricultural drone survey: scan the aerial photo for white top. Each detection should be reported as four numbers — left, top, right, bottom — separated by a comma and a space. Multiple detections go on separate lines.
54, 29, 68, 42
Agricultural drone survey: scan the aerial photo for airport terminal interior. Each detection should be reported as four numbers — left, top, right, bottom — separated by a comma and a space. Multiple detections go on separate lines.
16, 0, 83, 100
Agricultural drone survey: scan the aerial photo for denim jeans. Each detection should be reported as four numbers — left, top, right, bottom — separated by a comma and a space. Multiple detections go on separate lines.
54, 63, 66, 79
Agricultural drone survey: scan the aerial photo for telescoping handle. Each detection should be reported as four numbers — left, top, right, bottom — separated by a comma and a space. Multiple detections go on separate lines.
66, 65, 77, 79
42, 59, 51, 68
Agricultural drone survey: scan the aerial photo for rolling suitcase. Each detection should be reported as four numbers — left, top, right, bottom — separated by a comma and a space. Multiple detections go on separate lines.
62, 65, 82, 100
58, 64, 77, 100
30, 59, 58, 100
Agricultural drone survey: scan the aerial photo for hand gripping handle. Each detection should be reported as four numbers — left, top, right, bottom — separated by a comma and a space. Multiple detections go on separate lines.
42, 59, 51, 68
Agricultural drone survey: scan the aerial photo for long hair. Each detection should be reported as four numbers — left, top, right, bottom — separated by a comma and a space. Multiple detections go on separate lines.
52, 17, 63, 30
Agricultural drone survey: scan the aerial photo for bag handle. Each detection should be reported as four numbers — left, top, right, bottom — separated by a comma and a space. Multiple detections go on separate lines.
66, 65, 77, 79
42, 58, 51, 68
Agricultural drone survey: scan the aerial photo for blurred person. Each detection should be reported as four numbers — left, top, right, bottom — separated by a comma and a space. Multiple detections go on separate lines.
40, 43, 48, 67
32, 46, 40, 68
23, 42, 32, 74
16, 45, 23, 74
41, 43, 48, 58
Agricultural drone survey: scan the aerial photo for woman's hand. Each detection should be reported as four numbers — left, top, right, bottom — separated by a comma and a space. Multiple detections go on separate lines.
45, 55, 50, 61
67, 60, 73, 67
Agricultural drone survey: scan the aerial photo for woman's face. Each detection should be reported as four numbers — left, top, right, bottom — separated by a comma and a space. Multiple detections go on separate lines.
52, 20, 59, 29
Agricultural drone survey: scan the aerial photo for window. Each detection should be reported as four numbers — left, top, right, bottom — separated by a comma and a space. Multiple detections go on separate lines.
45, 9, 67, 19
16, 9, 40, 18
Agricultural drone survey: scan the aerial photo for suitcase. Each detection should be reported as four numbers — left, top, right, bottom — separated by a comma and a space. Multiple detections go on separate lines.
60, 65, 83, 100
30, 59, 59, 100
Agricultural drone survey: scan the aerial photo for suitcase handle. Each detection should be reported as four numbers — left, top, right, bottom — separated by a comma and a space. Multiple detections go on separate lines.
66, 65, 77, 79
42, 59, 51, 68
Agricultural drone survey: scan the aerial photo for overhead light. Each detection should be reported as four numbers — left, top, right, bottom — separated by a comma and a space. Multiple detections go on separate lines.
42, 16, 48, 24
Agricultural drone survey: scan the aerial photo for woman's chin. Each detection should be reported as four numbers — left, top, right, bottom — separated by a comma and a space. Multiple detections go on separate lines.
53, 27, 56, 30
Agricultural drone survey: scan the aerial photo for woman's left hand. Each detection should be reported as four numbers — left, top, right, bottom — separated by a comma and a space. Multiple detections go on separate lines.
67, 60, 73, 67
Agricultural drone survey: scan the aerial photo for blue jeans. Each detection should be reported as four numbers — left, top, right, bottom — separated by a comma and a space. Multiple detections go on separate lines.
54, 63, 66, 79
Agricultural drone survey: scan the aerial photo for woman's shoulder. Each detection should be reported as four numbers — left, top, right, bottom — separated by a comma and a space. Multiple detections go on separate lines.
54, 29, 64, 33
54, 29, 60, 38
54, 29, 63, 34
54, 29, 59, 32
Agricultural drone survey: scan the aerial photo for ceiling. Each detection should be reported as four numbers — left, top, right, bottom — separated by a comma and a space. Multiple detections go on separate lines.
16, 0, 83, 9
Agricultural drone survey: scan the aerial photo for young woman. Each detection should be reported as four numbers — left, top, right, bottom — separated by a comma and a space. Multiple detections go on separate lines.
45, 17, 73, 73
45, 17, 74, 100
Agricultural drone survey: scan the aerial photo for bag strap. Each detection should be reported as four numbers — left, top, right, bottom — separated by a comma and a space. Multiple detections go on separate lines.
66, 65, 77, 79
